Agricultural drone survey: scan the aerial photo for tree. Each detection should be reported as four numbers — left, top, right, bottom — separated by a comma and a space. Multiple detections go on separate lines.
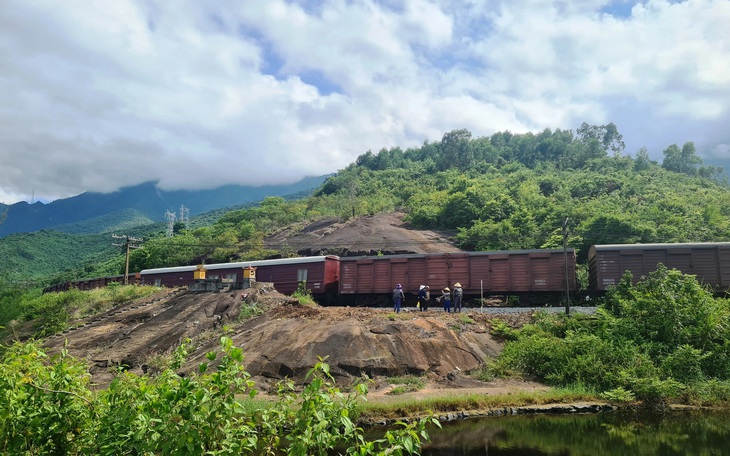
662, 142, 702, 175
439, 129, 473, 170
698, 164, 727, 185
576, 122, 625, 156
633, 147, 652, 172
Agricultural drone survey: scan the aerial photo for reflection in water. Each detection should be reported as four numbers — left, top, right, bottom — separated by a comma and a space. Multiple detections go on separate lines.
419, 411, 730, 456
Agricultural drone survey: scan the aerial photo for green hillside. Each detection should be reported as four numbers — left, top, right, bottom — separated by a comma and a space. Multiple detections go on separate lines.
0, 231, 120, 285
51, 208, 158, 234
3, 124, 729, 286
119, 124, 730, 276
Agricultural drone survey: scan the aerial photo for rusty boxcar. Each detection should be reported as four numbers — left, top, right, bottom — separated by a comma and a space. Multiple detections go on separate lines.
338, 249, 576, 306
139, 256, 340, 296
588, 242, 730, 293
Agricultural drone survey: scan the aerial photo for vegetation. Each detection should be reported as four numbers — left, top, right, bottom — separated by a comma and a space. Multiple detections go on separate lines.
0, 337, 438, 455
0, 283, 160, 341
2, 122, 730, 451
3, 123, 729, 286
386, 375, 426, 395
361, 388, 597, 421
121, 124, 729, 269
494, 266, 730, 407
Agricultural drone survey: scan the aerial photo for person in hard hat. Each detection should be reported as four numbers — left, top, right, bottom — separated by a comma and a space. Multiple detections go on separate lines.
452, 282, 463, 312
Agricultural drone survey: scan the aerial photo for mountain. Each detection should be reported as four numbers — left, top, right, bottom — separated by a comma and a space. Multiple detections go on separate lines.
0, 176, 329, 237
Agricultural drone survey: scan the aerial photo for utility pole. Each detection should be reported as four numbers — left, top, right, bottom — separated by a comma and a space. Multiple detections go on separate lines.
112, 234, 143, 285
562, 217, 570, 315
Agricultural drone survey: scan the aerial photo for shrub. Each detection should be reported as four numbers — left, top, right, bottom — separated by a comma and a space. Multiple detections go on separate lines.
661, 344, 708, 385
489, 318, 517, 340
600, 387, 636, 403
0, 343, 95, 454
498, 267, 730, 405
387, 375, 425, 394
0, 340, 437, 455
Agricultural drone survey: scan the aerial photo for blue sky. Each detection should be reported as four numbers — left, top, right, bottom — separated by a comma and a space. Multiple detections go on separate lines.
1, 0, 729, 204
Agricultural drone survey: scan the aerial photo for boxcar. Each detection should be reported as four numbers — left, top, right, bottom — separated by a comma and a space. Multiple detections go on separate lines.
140, 256, 340, 296
588, 242, 730, 293
204, 256, 340, 295
338, 249, 576, 306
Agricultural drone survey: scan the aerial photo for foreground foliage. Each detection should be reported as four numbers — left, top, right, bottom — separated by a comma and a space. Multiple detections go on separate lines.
496, 267, 730, 406
0, 336, 438, 455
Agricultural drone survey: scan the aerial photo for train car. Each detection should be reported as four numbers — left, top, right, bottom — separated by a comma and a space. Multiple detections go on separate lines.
588, 242, 730, 293
139, 265, 199, 288
338, 249, 576, 306
140, 256, 340, 296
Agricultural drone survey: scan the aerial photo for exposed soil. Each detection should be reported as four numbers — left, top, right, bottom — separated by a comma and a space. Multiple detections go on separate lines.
265, 212, 462, 256
41, 282, 544, 400
41, 213, 546, 399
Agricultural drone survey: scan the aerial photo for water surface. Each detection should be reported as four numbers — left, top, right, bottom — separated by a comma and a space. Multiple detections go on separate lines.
420, 411, 730, 455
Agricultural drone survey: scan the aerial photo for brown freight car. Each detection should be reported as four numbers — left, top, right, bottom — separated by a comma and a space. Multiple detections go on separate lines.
588, 242, 730, 293
204, 256, 340, 295
339, 249, 576, 306
139, 256, 340, 296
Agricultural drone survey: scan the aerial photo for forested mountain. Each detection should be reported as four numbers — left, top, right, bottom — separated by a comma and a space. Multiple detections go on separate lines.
3, 123, 729, 286
0, 176, 329, 237
0, 178, 327, 284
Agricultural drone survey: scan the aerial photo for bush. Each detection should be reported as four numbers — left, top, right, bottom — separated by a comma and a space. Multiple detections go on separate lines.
489, 318, 517, 340
0, 343, 94, 454
0, 340, 437, 455
496, 267, 730, 405
661, 344, 707, 385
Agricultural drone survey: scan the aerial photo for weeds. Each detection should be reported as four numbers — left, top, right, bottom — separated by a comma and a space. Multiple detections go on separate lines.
386, 375, 425, 395
360, 388, 599, 420
489, 318, 517, 340
469, 363, 495, 382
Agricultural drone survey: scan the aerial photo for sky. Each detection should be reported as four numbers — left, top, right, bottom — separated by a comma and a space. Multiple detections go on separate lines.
1, 0, 729, 205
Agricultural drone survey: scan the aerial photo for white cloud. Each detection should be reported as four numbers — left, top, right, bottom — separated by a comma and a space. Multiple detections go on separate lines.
1, 0, 729, 204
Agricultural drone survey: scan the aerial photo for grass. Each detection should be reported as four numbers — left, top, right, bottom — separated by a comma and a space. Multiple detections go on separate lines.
1, 284, 163, 340
357, 387, 600, 421
236, 303, 264, 321
292, 286, 317, 306
469, 363, 495, 382
386, 375, 426, 395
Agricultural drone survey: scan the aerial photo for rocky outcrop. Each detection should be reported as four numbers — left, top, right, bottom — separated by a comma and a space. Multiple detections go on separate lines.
189, 307, 502, 385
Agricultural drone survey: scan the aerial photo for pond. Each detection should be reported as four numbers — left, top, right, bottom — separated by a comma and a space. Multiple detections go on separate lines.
418, 410, 730, 455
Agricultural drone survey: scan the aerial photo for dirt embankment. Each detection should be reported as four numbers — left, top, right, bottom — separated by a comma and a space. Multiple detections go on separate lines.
42, 282, 543, 395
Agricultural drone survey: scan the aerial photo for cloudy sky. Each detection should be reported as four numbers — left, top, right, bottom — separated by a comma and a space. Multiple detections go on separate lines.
1, 0, 729, 204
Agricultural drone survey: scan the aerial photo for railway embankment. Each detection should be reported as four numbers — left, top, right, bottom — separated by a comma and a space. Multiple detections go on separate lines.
42, 282, 555, 398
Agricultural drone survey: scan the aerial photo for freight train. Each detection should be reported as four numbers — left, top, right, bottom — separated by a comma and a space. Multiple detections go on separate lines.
44, 242, 730, 306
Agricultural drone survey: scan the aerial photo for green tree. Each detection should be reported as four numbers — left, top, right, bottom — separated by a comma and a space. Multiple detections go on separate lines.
439, 129, 473, 171
633, 147, 652, 172
576, 122, 625, 156
662, 142, 702, 175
